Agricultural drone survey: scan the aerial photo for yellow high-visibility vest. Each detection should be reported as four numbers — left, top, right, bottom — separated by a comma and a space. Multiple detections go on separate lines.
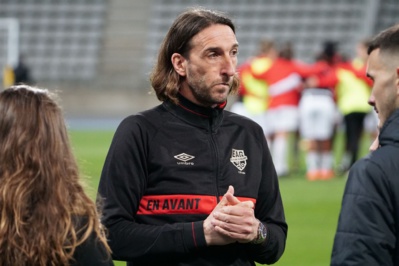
336, 68, 371, 115
241, 57, 272, 114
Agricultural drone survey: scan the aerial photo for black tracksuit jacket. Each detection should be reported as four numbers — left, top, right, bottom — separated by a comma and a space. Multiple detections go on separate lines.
331, 109, 399, 265
98, 95, 287, 266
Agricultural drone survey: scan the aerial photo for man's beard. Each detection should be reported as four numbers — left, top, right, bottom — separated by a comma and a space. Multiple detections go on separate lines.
187, 77, 230, 107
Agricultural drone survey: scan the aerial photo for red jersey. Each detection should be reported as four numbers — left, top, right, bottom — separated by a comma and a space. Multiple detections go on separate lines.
252, 58, 302, 109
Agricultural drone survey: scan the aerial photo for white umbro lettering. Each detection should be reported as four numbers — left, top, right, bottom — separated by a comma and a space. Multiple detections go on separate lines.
174, 153, 195, 165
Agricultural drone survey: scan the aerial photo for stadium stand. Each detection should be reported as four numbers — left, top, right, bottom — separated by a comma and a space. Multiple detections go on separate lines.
1, 0, 398, 84
0, 0, 107, 81
0, 0, 398, 118
374, 1, 399, 33
145, 0, 382, 70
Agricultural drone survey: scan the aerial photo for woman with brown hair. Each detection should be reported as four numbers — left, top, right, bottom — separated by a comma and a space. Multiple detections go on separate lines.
0, 85, 113, 265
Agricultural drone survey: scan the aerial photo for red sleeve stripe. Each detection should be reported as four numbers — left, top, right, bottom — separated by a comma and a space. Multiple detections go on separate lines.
137, 195, 256, 215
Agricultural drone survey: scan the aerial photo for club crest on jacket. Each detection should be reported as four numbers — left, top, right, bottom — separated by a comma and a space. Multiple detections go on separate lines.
230, 149, 248, 172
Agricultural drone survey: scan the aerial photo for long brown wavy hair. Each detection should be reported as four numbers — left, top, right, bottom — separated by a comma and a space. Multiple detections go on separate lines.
0, 85, 110, 265
150, 7, 240, 104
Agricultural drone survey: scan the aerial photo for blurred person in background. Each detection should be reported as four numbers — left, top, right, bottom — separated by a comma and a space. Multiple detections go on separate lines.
298, 41, 340, 181
0, 85, 113, 266
279, 41, 302, 174
334, 39, 374, 175
13, 54, 33, 85
331, 23, 399, 265
2, 64, 15, 88
230, 39, 277, 138
97, 7, 287, 266
251, 40, 303, 177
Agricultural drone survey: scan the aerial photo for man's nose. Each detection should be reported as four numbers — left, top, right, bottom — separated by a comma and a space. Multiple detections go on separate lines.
222, 56, 236, 77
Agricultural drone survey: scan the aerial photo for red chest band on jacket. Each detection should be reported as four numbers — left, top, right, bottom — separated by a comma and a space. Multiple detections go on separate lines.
137, 194, 256, 215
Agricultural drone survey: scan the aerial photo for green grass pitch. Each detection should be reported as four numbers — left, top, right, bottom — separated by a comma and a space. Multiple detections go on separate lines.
70, 130, 371, 266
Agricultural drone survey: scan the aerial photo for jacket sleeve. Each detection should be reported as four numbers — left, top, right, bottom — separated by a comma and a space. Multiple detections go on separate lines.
97, 116, 207, 262
331, 157, 395, 266
248, 134, 288, 264
71, 230, 114, 266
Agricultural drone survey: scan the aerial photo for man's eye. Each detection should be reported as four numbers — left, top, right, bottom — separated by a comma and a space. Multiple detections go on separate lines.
232, 50, 239, 56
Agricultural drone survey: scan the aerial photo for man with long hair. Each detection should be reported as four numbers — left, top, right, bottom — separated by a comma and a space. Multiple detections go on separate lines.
0, 85, 113, 265
331, 23, 399, 265
98, 7, 287, 266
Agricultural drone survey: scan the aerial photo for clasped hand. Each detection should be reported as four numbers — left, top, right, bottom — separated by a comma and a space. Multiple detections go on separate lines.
203, 185, 258, 245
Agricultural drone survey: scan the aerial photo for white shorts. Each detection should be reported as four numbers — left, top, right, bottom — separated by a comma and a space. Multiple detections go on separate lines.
230, 101, 268, 133
299, 89, 336, 140
264, 106, 299, 135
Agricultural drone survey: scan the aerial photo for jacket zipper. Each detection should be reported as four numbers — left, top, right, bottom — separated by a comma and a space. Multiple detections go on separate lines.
210, 131, 221, 203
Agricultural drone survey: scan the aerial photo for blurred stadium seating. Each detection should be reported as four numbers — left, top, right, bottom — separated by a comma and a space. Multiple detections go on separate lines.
0, 0, 107, 81
0, 0, 398, 118
146, 0, 379, 68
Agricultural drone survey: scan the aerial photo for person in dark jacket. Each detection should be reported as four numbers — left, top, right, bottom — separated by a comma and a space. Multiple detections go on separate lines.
331, 23, 399, 265
97, 7, 287, 266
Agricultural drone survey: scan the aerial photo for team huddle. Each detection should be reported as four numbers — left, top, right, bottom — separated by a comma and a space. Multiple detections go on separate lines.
231, 38, 377, 180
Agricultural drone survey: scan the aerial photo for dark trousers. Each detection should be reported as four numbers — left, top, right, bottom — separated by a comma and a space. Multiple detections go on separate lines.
344, 112, 367, 166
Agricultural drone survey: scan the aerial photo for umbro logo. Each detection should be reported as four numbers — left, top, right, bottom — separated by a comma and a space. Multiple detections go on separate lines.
174, 153, 195, 165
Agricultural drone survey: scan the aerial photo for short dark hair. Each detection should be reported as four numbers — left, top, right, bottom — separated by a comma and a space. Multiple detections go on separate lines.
368, 23, 399, 55
150, 7, 239, 104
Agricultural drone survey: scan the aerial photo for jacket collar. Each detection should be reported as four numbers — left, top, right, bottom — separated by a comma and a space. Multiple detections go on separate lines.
379, 109, 399, 146
162, 94, 225, 132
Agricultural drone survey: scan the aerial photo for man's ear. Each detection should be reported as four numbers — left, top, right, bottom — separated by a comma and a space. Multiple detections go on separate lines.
171, 53, 187, 77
